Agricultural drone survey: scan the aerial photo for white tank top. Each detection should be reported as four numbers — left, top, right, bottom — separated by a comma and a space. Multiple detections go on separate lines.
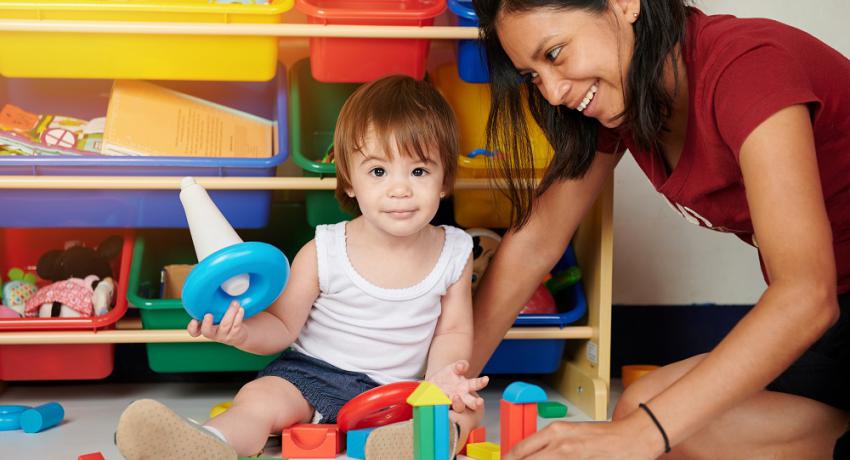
292, 222, 473, 384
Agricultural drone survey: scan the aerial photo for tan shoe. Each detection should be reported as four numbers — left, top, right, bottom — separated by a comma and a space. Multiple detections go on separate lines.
364, 419, 458, 460
116, 399, 237, 460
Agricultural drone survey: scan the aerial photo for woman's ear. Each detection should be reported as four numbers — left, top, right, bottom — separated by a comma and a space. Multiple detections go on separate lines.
345, 188, 355, 198
612, 0, 640, 23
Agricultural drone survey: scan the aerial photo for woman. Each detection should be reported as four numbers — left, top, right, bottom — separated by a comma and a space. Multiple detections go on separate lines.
469, 0, 850, 458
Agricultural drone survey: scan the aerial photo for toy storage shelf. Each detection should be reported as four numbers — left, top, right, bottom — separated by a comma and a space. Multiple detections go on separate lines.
0, 19, 612, 421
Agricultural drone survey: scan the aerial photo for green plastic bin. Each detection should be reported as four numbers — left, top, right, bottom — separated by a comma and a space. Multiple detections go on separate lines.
127, 203, 313, 373
289, 58, 359, 227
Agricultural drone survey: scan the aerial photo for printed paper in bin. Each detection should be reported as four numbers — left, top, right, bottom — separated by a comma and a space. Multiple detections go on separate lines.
103, 80, 277, 158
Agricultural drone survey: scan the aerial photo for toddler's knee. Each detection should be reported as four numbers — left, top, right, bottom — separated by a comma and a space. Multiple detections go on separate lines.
234, 378, 277, 408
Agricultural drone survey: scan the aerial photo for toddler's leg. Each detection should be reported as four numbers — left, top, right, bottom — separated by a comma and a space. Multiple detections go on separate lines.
206, 376, 313, 456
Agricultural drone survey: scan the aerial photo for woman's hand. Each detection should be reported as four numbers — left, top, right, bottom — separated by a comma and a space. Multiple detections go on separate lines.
427, 360, 490, 412
506, 415, 661, 460
187, 301, 248, 348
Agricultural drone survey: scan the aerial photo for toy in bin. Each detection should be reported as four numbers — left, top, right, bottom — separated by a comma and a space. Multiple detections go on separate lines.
179, 177, 289, 324
23, 237, 122, 318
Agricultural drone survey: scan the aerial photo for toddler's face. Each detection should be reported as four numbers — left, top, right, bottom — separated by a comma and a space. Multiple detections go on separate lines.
346, 131, 446, 238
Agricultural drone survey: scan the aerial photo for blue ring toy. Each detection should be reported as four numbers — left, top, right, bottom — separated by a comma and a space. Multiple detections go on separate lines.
182, 241, 289, 324
0, 405, 30, 431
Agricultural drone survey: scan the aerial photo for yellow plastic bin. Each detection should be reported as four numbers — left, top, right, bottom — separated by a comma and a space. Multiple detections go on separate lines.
0, 0, 293, 81
432, 63, 553, 229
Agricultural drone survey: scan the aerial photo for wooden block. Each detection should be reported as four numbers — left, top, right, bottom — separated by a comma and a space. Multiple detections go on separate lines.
78, 454, 105, 460
414, 406, 435, 460
500, 400, 524, 455
281, 423, 339, 458
537, 401, 567, 419
461, 426, 487, 455
434, 405, 450, 460
522, 403, 538, 438
346, 427, 376, 460
466, 441, 501, 460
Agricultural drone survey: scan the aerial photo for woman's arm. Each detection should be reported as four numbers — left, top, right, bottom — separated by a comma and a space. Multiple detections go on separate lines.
469, 150, 620, 376
630, 104, 839, 453
192, 240, 321, 356
509, 105, 840, 459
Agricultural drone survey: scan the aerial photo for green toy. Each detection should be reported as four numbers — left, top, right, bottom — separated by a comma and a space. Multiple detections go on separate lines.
3, 268, 38, 315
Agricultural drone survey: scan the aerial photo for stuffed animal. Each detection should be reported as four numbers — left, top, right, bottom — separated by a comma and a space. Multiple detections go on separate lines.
466, 228, 502, 292
2, 268, 38, 316
25, 236, 122, 318
465, 227, 557, 315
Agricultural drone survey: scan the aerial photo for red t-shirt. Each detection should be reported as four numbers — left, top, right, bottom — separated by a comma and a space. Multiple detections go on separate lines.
601, 8, 850, 293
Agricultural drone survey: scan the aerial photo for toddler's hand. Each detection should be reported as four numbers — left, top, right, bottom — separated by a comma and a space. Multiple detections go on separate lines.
187, 301, 248, 347
427, 360, 489, 413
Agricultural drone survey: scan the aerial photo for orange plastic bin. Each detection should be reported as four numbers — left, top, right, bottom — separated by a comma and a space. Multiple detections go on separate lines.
295, 0, 446, 83
0, 229, 134, 381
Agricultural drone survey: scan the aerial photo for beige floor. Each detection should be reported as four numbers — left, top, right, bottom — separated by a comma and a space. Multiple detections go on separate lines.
0, 377, 623, 459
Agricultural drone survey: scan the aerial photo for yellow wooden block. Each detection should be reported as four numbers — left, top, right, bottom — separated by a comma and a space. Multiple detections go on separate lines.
466, 441, 500, 460
406, 381, 451, 407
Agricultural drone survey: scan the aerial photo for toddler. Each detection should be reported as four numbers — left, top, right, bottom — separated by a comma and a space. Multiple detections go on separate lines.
116, 75, 488, 460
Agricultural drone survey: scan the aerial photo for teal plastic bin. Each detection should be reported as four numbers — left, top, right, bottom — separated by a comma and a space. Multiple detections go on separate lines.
289, 58, 359, 227
127, 203, 313, 373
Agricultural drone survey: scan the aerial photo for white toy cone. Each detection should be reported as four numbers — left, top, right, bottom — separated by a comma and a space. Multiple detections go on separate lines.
179, 177, 249, 297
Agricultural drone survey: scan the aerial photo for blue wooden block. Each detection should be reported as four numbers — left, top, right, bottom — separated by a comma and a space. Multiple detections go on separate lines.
346, 427, 376, 460
502, 381, 547, 404
434, 405, 450, 460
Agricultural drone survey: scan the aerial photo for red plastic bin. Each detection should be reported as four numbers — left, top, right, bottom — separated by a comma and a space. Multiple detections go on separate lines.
295, 0, 446, 83
0, 229, 133, 381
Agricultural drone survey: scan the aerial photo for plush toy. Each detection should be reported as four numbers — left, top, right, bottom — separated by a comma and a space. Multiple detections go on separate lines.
465, 227, 557, 315
2, 268, 38, 316
24, 236, 122, 318
466, 228, 502, 292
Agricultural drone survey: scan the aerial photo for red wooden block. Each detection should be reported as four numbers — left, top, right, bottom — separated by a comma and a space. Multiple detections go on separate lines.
78, 453, 105, 460
500, 400, 525, 455
461, 426, 487, 455
522, 403, 538, 438
282, 423, 341, 458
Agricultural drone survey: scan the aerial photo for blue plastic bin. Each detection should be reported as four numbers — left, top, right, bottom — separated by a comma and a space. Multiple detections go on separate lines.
448, 0, 489, 83
0, 66, 289, 228
482, 244, 587, 374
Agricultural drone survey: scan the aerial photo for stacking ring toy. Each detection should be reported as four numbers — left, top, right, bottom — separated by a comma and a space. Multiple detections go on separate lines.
182, 241, 289, 324
337, 381, 419, 432
0, 405, 30, 431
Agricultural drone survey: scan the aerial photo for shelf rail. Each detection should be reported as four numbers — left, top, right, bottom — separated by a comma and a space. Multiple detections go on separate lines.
0, 176, 530, 190
0, 20, 479, 39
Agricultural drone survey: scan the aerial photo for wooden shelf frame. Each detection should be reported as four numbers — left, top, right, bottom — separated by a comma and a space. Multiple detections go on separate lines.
0, 20, 479, 39
0, 176, 512, 190
0, 15, 613, 421
0, 323, 594, 345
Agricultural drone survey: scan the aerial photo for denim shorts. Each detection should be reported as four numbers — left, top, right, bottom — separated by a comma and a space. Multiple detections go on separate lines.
256, 349, 380, 423
767, 292, 850, 411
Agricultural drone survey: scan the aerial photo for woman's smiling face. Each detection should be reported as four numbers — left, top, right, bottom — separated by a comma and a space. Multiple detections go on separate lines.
495, 2, 639, 128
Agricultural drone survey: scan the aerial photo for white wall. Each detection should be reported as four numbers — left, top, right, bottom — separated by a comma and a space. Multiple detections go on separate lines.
612, 0, 849, 305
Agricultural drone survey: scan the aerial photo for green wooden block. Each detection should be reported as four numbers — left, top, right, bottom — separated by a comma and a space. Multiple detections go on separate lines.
413, 406, 436, 460
537, 401, 568, 419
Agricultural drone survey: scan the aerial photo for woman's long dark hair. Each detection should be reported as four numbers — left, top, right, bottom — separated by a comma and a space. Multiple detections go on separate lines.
474, 0, 689, 228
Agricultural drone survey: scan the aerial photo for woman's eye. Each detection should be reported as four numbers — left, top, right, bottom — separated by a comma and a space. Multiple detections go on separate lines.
545, 46, 562, 62
412, 168, 428, 177
370, 167, 385, 177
